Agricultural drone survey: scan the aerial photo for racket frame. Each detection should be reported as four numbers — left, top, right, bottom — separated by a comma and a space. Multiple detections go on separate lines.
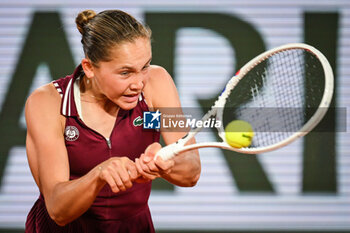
155, 43, 334, 160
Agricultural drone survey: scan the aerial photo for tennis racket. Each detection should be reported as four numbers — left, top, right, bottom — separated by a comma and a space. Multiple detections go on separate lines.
155, 43, 334, 160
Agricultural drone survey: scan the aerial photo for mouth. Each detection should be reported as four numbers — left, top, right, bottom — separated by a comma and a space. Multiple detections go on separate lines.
122, 93, 140, 103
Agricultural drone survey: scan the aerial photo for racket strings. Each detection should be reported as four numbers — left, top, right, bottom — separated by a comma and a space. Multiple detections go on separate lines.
223, 48, 325, 148
273, 50, 305, 134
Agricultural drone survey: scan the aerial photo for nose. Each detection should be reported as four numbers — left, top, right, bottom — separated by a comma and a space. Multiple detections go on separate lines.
129, 73, 144, 90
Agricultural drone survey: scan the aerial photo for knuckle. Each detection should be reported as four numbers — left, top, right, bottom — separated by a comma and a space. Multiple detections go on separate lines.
112, 186, 119, 193
125, 181, 133, 189
100, 170, 108, 178
148, 163, 156, 171
121, 176, 129, 183
142, 164, 151, 172
116, 179, 123, 186
130, 172, 138, 180
139, 170, 147, 177
121, 157, 129, 163
111, 160, 119, 167
109, 183, 119, 192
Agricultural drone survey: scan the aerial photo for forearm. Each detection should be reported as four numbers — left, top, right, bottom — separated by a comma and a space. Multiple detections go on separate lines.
162, 150, 201, 187
45, 166, 105, 226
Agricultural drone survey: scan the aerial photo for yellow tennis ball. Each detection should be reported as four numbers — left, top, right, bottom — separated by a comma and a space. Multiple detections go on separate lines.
225, 120, 254, 148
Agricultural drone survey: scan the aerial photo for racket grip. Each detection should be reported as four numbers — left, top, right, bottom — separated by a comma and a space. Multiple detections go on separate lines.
154, 143, 182, 161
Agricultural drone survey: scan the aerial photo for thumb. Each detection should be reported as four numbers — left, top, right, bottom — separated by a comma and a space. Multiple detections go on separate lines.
143, 142, 162, 162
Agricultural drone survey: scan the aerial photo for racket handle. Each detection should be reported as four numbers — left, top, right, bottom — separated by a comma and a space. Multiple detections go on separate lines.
154, 142, 182, 161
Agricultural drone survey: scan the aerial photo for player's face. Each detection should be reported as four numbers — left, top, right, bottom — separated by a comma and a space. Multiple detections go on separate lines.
92, 37, 152, 110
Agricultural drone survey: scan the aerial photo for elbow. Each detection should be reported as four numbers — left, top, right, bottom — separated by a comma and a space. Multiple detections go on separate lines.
50, 214, 69, 227
177, 174, 200, 187
183, 157, 201, 187
47, 207, 69, 227
168, 169, 201, 187
186, 172, 201, 187
170, 151, 201, 187
55, 220, 68, 227
188, 157, 201, 187
179, 166, 201, 187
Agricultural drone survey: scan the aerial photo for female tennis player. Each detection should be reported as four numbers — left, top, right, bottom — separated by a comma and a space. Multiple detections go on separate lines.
24, 9, 200, 233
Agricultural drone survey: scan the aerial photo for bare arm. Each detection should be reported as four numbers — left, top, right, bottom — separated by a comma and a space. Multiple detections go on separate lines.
138, 66, 201, 187
25, 84, 138, 226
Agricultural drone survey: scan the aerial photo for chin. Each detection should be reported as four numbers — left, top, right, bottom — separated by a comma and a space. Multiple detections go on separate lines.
118, 101, 139, 110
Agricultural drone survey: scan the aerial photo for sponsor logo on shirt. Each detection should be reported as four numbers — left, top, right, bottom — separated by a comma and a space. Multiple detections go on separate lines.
133, 116, 143, 127
65, 126, 79, 141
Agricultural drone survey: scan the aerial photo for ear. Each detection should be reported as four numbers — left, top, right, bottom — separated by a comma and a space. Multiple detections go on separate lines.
81, 58, 94, 79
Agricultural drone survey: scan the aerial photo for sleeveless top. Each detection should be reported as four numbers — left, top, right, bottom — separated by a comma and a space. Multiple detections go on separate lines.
25, 65, 160, 232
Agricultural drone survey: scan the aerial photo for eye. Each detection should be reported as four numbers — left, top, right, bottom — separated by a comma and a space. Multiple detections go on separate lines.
120, 70, 130, 76
142, 64, 150, 71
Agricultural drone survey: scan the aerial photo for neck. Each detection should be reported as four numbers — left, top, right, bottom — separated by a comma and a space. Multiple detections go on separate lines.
81, 92, 119, 117
79, 75, 120, 117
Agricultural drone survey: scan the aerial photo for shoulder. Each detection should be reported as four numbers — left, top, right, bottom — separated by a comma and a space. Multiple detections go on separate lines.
26, 83, 61, 111
147, 65, 176, 89
25, 83, 64, 130
144, 65, 181, 109
148, 65, 170, 79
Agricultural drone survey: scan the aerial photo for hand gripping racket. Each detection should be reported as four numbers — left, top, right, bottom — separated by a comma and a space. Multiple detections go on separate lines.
155, 43, 334, 160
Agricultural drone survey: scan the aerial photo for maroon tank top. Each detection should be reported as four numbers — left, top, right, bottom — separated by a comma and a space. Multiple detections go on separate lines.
25, 65, 159, 232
